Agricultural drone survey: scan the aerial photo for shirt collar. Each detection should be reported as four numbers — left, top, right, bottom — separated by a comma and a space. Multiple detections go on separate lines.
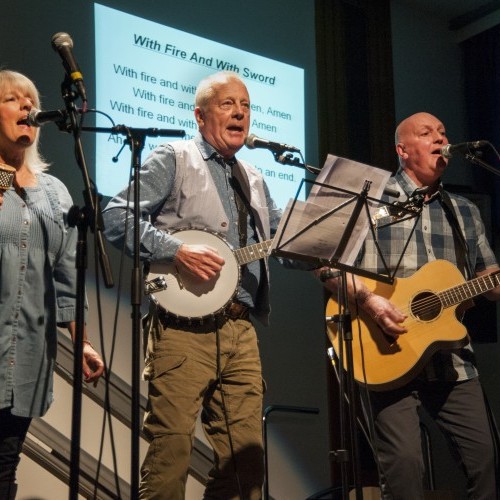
194, 133, 237, 166
395, 168, 443, 201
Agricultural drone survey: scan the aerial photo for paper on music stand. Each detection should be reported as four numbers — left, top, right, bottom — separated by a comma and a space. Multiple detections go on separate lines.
271, 154, 391, 265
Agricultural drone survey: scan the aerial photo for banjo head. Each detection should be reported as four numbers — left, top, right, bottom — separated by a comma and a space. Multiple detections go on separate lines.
146, 228, 241, 320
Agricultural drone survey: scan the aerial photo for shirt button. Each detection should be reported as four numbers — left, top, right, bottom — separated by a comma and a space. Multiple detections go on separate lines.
23, 220, 29, 225
221, 222, 227, 227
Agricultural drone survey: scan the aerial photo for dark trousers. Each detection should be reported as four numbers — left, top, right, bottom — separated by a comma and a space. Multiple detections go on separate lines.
365, 377, 498, 500
0, 408, 31, 500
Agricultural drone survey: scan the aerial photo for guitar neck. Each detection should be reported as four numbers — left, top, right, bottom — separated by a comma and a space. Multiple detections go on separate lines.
440, 270, 500, 307
234, 240, 273, 265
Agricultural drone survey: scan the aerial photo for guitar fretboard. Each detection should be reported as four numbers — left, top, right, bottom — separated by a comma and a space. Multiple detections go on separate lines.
234, 239, 273, 265
439, 270, 500, 308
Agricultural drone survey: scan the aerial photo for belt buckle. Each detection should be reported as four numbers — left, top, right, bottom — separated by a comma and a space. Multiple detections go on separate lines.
226, 302, 248, 320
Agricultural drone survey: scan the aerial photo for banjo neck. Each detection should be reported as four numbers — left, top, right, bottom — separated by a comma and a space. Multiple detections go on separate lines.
234, 239, 274, 265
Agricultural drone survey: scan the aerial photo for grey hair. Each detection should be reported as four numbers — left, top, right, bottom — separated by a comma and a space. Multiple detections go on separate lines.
194, 71, 246, 109
0, 70, 50, 172
394, 122, 404, 167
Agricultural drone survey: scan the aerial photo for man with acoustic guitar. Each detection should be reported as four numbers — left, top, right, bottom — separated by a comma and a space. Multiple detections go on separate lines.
103, 71, 283, 499
318, 112, 499, 499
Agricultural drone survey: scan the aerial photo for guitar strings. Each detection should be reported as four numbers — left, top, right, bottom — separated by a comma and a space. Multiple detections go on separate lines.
383, 271, 500, 329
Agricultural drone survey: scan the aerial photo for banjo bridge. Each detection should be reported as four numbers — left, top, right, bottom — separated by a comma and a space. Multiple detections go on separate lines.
144, 276, 168, 295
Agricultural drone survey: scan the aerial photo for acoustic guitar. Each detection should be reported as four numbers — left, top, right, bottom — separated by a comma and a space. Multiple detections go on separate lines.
326, 259, 500, 391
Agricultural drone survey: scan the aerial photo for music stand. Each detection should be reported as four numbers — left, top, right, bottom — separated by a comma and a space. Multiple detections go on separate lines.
271, 154, 422, 500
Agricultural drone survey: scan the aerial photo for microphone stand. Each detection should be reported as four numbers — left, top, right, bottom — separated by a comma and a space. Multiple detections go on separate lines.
271, 149, 321, 175
267, 147, 366, 499
124, 126, 145, 500
267, 147, 438, 499
59, 77, 114, 500
59, 76, 184, 497
326, 182, 372, 500
464, 152, 500, 454
79, 123, 184, 499
465, 152, 500, 177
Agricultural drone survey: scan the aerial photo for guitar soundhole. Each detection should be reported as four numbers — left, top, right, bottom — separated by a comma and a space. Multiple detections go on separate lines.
411, 291, 442, 321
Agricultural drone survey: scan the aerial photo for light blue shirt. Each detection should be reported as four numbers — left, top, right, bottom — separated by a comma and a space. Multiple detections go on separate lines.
102, 134, 283, 313
0, 173, 78, 417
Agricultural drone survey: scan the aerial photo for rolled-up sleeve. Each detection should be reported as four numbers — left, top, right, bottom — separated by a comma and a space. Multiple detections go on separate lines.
102, 144, 183, 262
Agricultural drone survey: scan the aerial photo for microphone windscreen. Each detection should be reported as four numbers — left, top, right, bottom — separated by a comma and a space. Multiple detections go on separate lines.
0, 163, 16, 190
52, 32, 73, 50
245, 134, 257, 148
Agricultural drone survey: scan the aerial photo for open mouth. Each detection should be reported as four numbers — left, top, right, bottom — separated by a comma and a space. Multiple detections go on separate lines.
227, 125, 244, 132
17, 117, 30, 127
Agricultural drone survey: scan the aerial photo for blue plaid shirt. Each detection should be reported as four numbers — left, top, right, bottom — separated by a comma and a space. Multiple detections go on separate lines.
359, 169, 497, 382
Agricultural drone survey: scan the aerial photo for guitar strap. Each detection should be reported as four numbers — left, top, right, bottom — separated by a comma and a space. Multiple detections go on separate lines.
440, 188, 474, 280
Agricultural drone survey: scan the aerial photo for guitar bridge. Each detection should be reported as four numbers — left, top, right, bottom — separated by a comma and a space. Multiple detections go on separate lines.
144, 276, 168, 295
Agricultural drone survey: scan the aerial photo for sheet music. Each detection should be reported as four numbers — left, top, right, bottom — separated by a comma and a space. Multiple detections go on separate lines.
271, 154, 391, 265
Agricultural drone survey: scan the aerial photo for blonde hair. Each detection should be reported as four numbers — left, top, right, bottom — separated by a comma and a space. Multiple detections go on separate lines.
194, 71, 245, 110
0, 70, 49, 172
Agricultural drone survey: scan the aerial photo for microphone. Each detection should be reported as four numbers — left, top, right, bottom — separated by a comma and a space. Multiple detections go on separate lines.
245, 133, 300, 153
383, 187, 400, 199
51, 32, 87, 102
25, 108, 68, 127
440, 140, 488, 159
0, 163, 16, 191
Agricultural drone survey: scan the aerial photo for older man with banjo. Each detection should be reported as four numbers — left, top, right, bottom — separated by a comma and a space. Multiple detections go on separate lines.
103, 71, 285, 500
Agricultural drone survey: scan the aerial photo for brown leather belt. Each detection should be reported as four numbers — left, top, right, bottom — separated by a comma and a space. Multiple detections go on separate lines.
157, 301, 249, 328
225, 301, 249, 320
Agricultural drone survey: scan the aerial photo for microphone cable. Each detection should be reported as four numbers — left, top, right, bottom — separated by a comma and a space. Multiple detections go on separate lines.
89, 109, 125, 500
215, 324, 244, 499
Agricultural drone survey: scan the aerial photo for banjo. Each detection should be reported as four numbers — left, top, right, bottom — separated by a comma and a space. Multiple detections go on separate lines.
144, 228, 273, 320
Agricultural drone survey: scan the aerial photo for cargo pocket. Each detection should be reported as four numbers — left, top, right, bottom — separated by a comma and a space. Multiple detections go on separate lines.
143, 353, 186, 382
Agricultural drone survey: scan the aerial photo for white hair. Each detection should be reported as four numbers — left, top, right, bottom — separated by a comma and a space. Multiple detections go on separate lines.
194, 71, 246, 110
